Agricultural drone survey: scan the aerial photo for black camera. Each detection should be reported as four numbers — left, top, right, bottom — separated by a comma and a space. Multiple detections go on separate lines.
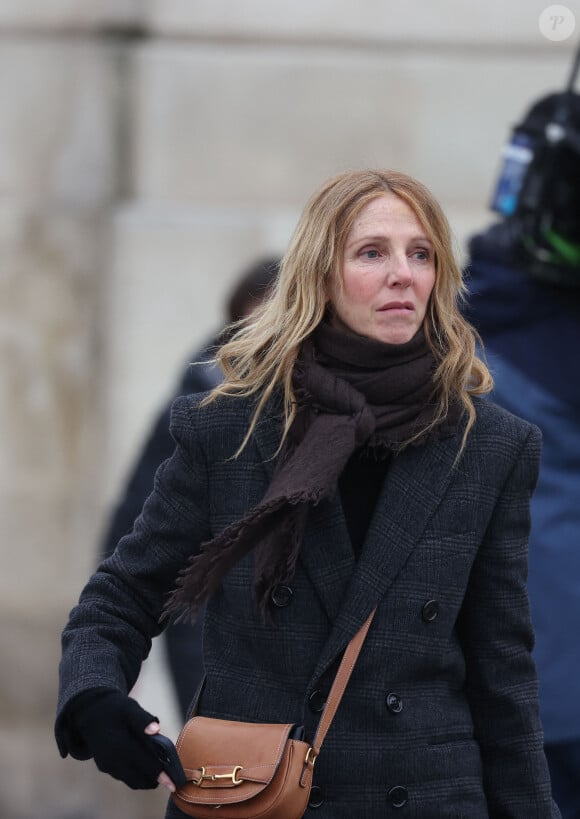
490, 45, 580, 287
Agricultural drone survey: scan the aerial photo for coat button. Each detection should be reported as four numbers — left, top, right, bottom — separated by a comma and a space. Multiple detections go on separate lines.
385, 692, 403, 714
308, 785, 324, 808
421, 599, 439, 622
308, 689, 326, 713
270, 585, 293, 607
387, 785, 408, 808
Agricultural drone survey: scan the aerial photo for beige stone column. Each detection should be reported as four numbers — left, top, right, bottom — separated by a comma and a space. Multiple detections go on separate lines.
0, 6, 167, 817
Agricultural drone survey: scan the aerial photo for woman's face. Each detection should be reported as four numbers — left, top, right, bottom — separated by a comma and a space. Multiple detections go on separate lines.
328, 193, 436, 345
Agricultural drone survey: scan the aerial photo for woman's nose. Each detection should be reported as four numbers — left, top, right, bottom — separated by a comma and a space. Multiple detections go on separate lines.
386, 256, 413, 287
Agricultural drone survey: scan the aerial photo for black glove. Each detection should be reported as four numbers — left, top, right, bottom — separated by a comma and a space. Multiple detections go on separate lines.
68, 689, 164, 789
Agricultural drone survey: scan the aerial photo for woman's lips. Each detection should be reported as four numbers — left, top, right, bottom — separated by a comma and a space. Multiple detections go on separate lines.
378, 301, 414, 312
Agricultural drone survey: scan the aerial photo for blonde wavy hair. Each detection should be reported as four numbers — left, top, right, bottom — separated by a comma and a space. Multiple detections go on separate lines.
205, 169, 492, 454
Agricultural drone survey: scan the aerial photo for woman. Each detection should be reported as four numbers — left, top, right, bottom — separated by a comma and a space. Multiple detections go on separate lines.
56, 169, 560, 818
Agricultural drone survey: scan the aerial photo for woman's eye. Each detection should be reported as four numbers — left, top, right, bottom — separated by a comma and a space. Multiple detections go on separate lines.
411, 249, 430, 261
362, 249, 380, 259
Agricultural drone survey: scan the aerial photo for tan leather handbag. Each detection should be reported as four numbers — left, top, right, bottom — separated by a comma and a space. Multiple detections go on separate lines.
171, 610, 375, 818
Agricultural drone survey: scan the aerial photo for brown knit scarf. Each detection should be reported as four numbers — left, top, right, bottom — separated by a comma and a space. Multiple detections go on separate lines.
165, 321, 461, 620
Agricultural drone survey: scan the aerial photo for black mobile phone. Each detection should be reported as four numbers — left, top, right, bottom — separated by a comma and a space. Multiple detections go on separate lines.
149, 733, 187, 788
289, 725, 305, 741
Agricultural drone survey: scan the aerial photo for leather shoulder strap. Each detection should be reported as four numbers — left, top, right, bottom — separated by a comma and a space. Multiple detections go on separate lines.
311, 608, 376, 756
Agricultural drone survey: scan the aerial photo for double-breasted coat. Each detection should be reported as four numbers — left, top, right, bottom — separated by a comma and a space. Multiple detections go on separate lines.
56, 391, 561, 818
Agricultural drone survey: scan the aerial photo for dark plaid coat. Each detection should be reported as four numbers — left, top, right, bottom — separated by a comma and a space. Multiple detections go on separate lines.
56, 392, 561, 818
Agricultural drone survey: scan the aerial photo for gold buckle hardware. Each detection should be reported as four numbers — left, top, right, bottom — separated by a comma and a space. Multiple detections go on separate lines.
192, 766, 243, 786
304, 747, 317, 767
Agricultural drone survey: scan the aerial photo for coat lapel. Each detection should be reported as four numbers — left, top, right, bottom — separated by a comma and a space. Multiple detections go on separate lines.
310, 429, 463, 683
252, 392, 355, 622
298, 496, 355, 623
250, 392, 284, 482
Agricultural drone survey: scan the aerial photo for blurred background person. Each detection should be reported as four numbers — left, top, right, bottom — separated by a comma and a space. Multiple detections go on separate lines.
465, 84, 580, 818
100, 257, 279, 719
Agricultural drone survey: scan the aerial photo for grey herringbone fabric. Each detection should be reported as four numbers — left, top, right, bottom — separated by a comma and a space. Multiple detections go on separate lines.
56, 392, 561, 818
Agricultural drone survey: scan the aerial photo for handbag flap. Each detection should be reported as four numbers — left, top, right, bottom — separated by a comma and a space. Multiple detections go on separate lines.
175, 716, 296, 805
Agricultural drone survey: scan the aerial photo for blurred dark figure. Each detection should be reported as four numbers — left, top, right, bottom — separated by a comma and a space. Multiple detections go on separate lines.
100, 256, 280, 717
465, 90, 580, 818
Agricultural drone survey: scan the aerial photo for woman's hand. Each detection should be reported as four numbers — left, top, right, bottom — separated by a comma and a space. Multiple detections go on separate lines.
69, 689, 175, 791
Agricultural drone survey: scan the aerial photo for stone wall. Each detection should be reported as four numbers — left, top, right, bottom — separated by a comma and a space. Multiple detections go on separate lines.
0, 2, 575, 817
